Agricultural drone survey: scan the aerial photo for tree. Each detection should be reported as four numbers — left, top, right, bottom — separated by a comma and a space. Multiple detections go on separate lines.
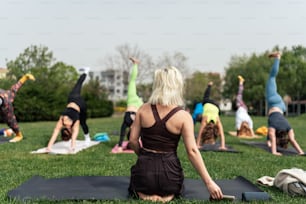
103, 43, 155, 83
6, 45, 55, 79
184, 71, 222, 109
223, 45, 306, 116
155, 51, 190, 76
6, 45, 113, 121
82, 78, 113, 118
14, 61, 79, 121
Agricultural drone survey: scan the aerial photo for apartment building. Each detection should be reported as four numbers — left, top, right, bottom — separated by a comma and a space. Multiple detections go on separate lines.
0, 68, 8, 79
87, 69, 129, 101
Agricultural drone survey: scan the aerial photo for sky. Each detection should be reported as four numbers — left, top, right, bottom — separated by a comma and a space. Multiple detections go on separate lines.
1, 0, 306, 74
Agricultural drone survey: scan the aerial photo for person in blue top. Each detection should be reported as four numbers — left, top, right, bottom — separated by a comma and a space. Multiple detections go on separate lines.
192, 101, 203, 124
266, 52, 304, 156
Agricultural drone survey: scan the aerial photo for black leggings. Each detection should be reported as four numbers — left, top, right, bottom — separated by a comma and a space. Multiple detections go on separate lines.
68, 74, 89, 134
119, 111, 135, 146
202, 84, 220, 113
129, 149, 184, 197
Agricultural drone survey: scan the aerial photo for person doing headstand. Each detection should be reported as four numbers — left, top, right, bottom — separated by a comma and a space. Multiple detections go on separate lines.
128, 67, 223, 202
47, 73, 90, 153
196, 82, 226, 150
117, 57, 143, 152
0, 73, 35, 142
235, 75, 255, 137
266, 52, 304, 156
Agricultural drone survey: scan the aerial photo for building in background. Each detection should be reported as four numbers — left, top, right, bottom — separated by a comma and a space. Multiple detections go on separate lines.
84, 68, 129, 101
0, 68, 8, 79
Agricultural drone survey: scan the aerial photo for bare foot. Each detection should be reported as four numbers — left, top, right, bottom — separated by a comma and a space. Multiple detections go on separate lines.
129, 57, 140, 64
268, 52, 281, 59
138, 192, 174, 203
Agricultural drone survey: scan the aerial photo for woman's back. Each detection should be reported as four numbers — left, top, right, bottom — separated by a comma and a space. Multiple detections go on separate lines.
139, 103, 185, 152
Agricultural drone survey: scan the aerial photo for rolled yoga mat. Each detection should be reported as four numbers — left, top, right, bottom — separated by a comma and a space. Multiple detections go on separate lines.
242, 191, 270, 201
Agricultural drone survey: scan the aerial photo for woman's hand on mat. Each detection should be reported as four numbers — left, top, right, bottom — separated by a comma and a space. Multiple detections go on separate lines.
68, 147, 76, 154
207, 181, 223, 200
272, 151, 282, 156
117, 146, 123, 153
219, 146, 227, 150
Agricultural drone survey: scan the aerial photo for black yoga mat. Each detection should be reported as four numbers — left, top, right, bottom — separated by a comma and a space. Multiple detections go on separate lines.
8, 176, 269, 202
242, 141, 306, 156
199, 143, 241, 153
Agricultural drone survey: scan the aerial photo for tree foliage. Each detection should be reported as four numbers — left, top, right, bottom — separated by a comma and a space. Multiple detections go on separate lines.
104, 43, 154, 83
223, 45, 306, 115
5, 45, 113, 122
184, 72, 222, 109
155, 51, 190, 76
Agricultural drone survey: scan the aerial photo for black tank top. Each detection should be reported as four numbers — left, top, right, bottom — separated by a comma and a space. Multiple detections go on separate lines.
62, 107, 79, 125
141, 104, 183, 152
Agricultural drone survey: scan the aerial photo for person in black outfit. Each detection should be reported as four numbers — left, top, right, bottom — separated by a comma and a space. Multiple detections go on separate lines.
128, 66, 223, 202
47, 73, 90, 153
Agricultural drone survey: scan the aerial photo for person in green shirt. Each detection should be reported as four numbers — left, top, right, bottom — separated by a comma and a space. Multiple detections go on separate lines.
117, 57, 143, 152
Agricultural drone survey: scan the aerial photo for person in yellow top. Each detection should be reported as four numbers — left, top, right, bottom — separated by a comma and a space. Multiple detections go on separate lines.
0, 73, 35, 142
117, 57, 143, 152
196, 81, 227, 150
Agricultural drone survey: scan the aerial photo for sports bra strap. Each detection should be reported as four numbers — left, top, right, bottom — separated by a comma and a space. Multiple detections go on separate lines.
151, 104, 182, 123
161, 106, 183, 122
151, 104, 161, 122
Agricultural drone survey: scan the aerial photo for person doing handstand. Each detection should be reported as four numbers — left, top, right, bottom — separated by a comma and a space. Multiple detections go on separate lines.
266, 52, 304, 156
196, 82, 227, 150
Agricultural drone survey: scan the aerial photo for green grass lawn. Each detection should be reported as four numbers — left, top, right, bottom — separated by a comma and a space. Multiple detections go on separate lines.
1, 114, 306, 203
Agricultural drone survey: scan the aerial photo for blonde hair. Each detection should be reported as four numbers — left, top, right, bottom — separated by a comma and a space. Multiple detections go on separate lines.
148, 66, 184, 106
237, 121, 252, 136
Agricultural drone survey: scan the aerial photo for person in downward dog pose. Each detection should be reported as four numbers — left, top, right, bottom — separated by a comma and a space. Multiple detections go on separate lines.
196, 82, 227, 150
235, 75, 255, 137
117, 57, 143, 152
47, 73, 90, 153
128, 67, 223, 202
266, 52, 304, 156
0, 73, 35, 142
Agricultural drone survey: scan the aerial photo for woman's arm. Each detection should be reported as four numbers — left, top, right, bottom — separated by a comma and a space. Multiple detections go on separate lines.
287, 129, 304, 155
47, 117, 63, 151
129, 107, 142, 155
216, 117, 227, 150
182, 112, 223, 200
268, 128, 282, 156
196, 116, 207, 147
70, 120, 80, 152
